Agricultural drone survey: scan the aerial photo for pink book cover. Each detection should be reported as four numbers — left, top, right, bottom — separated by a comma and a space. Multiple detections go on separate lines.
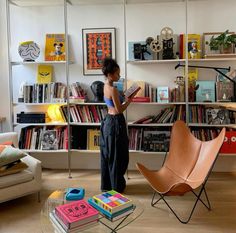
55, 199, 99, 229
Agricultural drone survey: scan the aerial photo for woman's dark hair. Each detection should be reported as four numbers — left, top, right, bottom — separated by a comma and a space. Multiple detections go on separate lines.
102, 57, 119, 77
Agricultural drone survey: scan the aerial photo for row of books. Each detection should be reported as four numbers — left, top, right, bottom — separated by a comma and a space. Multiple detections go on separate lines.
189, 106, 236, 124
61, 105, 107, 123
129, 128, 170, 152
19, 126, 68, 150
20, 82, 67, 104
132, 106, 186, 124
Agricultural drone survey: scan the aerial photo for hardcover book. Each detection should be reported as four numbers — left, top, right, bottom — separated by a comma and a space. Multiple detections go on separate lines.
196, 80, 215, 102
45, 34, 65, 61
54, 199, 99, 229
124, 81, 141, 98
181, 34, 201, 59
205, 108, 230, 125
92, 190, 133, 214
37, 65, 53, 84
41, 130, 58, 150
157, 86, 169, 103
220, 131, 236, 153
216, 81, 234, 102
87, 129, 100, 150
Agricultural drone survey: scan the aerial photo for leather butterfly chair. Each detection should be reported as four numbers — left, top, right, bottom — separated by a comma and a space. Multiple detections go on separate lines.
136, 120, 225, 224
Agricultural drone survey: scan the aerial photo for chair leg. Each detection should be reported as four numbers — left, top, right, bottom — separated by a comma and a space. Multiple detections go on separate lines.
151, 186, 209, 224
151, 192, 162, 206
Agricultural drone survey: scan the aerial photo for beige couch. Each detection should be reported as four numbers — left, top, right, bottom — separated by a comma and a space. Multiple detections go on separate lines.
0, 132, 42, 203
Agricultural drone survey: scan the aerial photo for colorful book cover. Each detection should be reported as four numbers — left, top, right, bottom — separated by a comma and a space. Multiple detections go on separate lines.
216, 81, 234, 102
55, 199, 99, 229
205, 108, 230, 125
157, 86, 169, 103
87, 129, 100, 150
37, 65, 53, 84
196, 80, 215, 102
45, 34, 65, 61
92, 190, 133, 214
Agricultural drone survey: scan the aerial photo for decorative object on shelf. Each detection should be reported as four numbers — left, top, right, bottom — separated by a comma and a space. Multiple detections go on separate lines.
18, 81, 26, 103
128, 41, 153, 60
82, 28, 116, 75
47, 104, 65, 123
203, 31, 236, 58
160, 27, 175, 60
206, 108, 230, 125
146, 36, 162, 60
174, 76, 185, 102
216, 81, 234, 102
45, 34, 65, 61
18, 41, 40, 62
90, 81, 104, 102
65, 188, 85, 201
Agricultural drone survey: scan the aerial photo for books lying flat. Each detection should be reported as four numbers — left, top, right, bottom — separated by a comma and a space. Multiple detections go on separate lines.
88, 198, 134, 222
55, 199, 99, 229
50, 211, 99, 233
124, 82, 141, 98
91, 190, 133, 215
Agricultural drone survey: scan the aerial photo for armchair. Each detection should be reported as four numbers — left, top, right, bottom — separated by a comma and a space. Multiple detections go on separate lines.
0, 132, 42, 203
136, 120, 225, 223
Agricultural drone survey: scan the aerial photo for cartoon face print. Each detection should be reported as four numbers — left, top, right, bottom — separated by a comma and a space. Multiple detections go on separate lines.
53, 43, 63, 56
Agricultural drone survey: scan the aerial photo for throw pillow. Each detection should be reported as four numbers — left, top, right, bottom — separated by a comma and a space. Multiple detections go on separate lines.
0, 160, 28, 177
0, 145, 27, 167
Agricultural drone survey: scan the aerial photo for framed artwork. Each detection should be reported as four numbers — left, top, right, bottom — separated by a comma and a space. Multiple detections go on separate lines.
82, 28, 116, 75
203, 32, 236, 58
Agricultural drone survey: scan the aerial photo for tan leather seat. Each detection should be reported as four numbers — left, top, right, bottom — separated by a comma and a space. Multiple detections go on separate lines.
136, 120, 225, 223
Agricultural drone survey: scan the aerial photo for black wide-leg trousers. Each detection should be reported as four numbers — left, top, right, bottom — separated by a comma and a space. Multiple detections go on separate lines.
100, 114, 129, 193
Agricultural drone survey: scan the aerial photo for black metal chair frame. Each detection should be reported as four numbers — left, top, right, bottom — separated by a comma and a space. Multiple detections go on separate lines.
150, 152, 219, 224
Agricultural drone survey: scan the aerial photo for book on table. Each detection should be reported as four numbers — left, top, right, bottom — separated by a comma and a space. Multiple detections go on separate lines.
54, 199, 99, 230
88, 197, 134, 222
90, 190, 133, 215
50, 211, 99, 233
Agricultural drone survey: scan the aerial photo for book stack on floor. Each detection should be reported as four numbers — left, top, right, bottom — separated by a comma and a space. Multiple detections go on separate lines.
88, 190, 134, 222
49, 199, 99, 233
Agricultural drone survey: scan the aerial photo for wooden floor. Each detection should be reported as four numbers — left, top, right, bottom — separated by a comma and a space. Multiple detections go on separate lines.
0, 170, 236, 233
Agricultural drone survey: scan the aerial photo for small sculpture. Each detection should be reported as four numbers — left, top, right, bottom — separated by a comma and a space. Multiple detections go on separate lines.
90, 81, 104, 102
18, 41, 40, 62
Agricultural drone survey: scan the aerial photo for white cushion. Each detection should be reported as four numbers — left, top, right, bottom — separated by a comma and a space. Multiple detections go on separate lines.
0, 170, 33, 189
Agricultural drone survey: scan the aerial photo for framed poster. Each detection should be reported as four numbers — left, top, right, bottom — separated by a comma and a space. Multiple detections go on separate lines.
82, 28, 116, 75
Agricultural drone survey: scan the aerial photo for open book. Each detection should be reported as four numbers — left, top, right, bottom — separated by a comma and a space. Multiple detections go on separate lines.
124, 82, 141, 98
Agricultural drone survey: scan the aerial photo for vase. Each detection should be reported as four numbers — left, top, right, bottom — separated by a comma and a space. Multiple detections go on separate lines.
220, 44, 235, 54
18, 41, 40, 62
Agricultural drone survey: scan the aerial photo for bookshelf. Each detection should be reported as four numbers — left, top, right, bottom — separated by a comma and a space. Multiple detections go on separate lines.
5, 0, 236, 173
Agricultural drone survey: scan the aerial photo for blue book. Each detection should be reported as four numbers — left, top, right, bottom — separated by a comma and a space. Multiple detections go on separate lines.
157, 87, 169, 103
196, 81, 215, 102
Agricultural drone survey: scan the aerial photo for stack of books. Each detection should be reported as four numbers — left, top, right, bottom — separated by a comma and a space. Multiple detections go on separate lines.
49, 199, 99, 233
88, 190, 134, 222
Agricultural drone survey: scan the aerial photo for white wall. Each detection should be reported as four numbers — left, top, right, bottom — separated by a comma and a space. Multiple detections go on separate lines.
1, 0, 236, 171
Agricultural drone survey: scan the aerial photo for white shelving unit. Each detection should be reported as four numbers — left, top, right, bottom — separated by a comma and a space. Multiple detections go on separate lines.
6, 0, 236, 172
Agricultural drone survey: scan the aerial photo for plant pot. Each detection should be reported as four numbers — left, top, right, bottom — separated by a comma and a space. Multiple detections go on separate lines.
220, 44, 235, 54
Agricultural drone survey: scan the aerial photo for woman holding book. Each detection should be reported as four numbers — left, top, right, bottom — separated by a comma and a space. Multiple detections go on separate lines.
100, 58, 139, 193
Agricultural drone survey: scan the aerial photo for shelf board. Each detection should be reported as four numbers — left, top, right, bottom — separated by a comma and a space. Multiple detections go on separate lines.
22, 149, 68, 153
130, 102, 185, 105
188, 123, 236, 128
14, 122, 67, 126
11, 61, 72, 65
128, 123, 173, 127
70, 102, 106, 106
127, 59, 185, 64
70, 122, 101, 126
129, 150, 165, 154
13, 102, 67, 106
188, 102, 236, 106
188, 57, 236, 62
10, 0, 64, 7
71, 149, 100, 153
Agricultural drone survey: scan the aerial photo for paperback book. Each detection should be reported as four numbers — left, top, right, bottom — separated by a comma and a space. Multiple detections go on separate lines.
124, 82, 141, 98
87, 129, 100, 150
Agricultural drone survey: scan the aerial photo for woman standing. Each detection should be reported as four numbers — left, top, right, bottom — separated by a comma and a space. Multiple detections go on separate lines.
100, 58, 139, 193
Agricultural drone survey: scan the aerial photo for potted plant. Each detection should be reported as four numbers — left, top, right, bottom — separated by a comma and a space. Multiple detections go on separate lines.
206, 30, 236, 54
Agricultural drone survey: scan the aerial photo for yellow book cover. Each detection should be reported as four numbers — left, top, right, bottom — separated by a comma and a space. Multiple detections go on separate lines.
37, 65, 53, 84
127, 80, 145, 97
87, 129, 100, 150
182, 34, 201, 59
188, 68, 198, 86
45, 34, 66, 61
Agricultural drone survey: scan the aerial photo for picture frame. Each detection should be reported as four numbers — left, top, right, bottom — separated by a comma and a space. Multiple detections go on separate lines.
82, 28, 116, 75
203, 32, 236, 58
